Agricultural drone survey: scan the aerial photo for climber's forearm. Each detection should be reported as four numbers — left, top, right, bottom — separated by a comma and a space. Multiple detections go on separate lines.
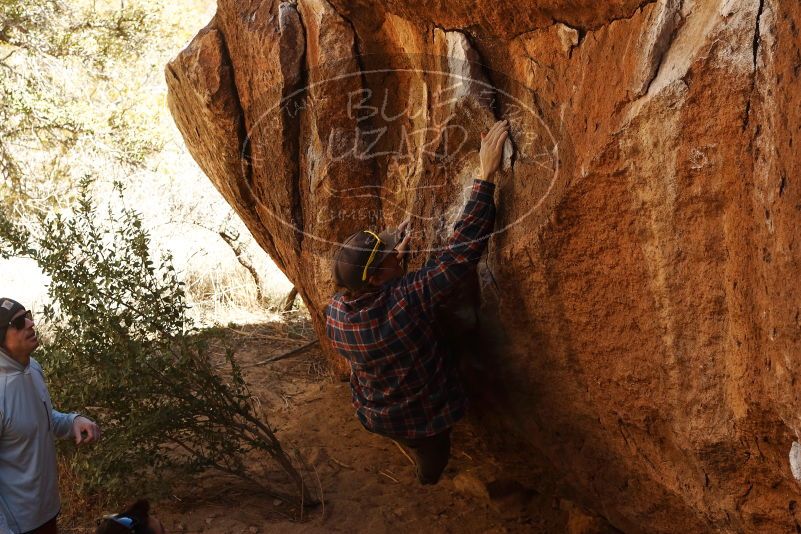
398, 179, 495, 314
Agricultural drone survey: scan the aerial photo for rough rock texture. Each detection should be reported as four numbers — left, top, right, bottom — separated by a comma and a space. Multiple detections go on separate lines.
166, 1, 801, 531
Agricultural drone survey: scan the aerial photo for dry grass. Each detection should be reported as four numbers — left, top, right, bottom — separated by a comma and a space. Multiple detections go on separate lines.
183, 262, 299, 328
56, 456, 111, 534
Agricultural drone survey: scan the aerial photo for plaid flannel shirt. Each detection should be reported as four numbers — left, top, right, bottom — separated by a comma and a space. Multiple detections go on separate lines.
325, 179, 496, 439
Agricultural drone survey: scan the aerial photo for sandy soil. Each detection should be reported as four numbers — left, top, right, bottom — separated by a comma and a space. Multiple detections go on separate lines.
148, 321, 604, 534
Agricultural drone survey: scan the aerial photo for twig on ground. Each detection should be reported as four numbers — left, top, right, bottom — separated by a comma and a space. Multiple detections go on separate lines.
392, 440, 416, 466
291, 447, 323, 521
241, 340, 320, 368
329, 457, 353, 470
230, 329, 313, 343
311, 461, 325, 524
227, 326, 279, 336
379, 470, 399, 483
272, 508, 295, 521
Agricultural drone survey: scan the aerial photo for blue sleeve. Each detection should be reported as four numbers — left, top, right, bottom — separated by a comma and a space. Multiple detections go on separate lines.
51, 409, 78, 440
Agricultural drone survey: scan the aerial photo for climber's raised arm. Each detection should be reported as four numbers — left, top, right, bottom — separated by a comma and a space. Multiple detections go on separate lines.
395, 119, 508, 316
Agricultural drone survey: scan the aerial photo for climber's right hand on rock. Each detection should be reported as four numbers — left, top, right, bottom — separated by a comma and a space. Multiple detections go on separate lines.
394, 227, 412, 261
480, 119, 509, 182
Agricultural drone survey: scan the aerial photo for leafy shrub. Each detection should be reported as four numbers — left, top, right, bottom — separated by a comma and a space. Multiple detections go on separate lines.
0, 180, 311, 508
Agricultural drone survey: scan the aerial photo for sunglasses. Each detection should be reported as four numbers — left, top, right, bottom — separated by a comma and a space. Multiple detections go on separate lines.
7, 310, 33, 330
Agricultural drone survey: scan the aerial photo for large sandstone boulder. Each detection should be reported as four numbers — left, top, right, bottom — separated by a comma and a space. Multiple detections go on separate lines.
166, 1, 801, 531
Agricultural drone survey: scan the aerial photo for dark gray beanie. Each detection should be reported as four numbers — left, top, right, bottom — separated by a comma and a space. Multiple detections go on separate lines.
0, 298, 25, 343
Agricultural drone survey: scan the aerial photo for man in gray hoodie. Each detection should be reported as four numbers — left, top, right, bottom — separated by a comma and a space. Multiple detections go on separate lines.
0, 298, 100, 534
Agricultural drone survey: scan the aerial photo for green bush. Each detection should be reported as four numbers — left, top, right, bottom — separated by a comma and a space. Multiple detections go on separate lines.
0, 180, 311, 508
1, 0, 165, 216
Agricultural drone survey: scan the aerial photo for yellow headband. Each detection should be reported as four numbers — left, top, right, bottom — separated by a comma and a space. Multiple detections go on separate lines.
361, 230, 382, 281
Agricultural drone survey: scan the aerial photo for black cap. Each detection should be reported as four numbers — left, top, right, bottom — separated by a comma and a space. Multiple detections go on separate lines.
0, 298, 24, 328
332, 228, 401, 291
0, 298, 24, 344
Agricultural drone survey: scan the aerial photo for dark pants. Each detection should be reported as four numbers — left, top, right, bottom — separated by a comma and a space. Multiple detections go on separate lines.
392, 429, 452, 485
23, 515, 58, 534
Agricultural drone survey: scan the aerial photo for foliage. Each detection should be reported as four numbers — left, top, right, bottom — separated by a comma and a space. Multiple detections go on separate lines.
0, 0, 290, 328
0, 180, 310, 507
0, 0, 171, 217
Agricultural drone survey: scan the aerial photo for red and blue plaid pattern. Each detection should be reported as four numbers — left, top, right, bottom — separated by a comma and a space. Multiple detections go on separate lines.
325, 179, 496, 438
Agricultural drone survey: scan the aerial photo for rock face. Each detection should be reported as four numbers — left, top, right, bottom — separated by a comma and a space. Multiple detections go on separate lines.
166, 1, 801, 531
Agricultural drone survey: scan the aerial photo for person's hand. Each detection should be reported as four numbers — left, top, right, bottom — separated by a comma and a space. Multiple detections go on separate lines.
394, 217, 412, 260
73, 416, 101, 445
480, 119, 509, 181
397, 217, 411, 236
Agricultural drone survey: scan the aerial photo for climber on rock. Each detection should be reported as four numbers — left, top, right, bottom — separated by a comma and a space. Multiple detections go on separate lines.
325, 119, 508, 485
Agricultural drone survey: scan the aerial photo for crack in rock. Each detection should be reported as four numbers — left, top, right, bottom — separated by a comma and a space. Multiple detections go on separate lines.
631, 0, 683, 99
744, 0, 768, 128
279, 2, 307, 252
508, 0, 658, 41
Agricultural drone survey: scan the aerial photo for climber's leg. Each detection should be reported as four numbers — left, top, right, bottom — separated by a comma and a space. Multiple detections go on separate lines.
395, 429, 452, 485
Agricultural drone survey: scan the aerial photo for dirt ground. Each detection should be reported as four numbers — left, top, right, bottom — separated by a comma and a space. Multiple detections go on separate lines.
143, 321, 608, 534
